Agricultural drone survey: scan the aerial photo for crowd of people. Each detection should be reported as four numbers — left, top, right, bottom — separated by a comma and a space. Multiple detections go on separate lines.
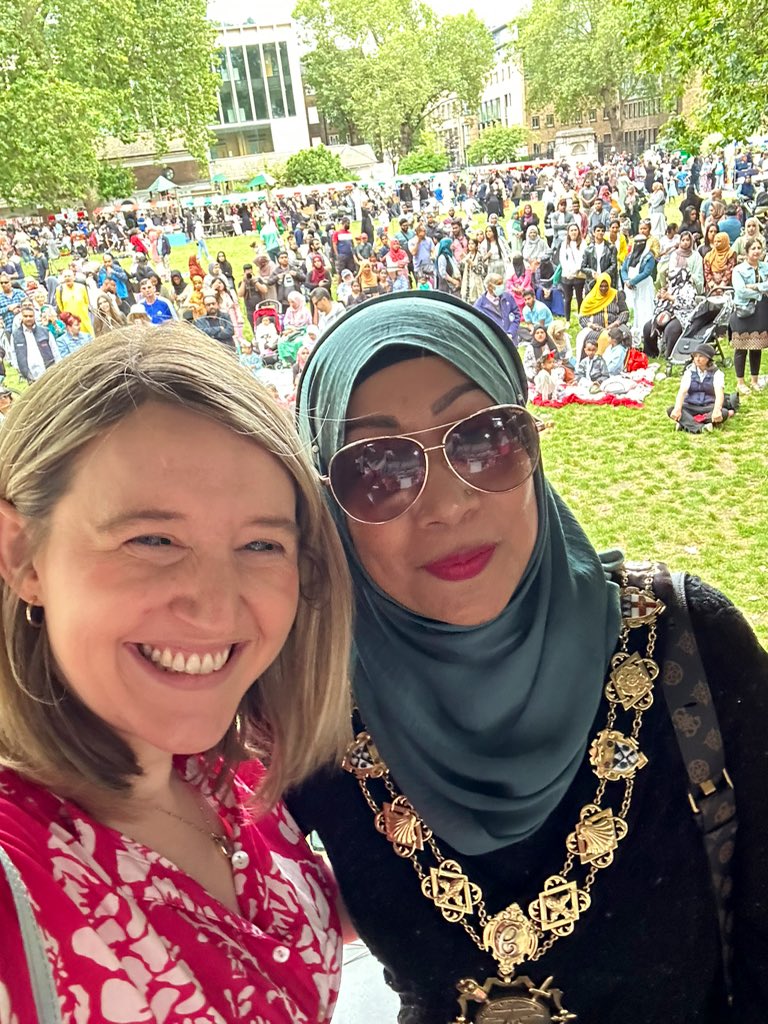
2, 145, 768, 433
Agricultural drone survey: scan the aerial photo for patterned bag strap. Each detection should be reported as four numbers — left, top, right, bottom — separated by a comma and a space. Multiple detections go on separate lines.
650, 565, 737, 1001
0, 843, 62, 1023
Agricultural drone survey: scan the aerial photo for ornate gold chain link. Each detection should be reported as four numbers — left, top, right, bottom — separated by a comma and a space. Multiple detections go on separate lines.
343, 567, 665, 991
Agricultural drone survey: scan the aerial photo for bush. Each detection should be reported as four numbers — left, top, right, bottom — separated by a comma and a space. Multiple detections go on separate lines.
282, 145, 354, 186
398, 146, 449, 175
466, 126, 526, 166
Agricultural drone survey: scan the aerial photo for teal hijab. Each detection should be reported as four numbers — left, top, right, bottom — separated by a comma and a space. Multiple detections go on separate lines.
297, 292, 621, 856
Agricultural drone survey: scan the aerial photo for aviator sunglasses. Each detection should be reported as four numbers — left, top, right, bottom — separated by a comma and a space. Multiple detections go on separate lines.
323, 404, 540, 525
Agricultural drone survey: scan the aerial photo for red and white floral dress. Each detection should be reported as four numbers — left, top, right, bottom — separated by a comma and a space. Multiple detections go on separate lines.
0, 757, 341, 1024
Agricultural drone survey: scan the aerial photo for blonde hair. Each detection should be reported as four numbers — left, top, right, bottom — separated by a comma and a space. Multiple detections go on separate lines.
0, 322, 353, 807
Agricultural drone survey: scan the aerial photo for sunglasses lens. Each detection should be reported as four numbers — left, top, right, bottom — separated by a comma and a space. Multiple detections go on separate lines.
330, 438, 426, 523
445, 407, 539, 492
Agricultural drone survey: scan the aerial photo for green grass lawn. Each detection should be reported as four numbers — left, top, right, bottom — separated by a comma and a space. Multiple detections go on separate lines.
64, 205, 768, 649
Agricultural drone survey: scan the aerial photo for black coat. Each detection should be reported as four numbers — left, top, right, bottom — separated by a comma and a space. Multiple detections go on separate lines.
288, 577, 768, 1024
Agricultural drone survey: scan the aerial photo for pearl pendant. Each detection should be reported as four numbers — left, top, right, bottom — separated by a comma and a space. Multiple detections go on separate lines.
231, 849, 250, 870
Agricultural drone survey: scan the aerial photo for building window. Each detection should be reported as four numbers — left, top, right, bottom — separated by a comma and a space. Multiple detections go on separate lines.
603, 133, 612, 145
262, 41, 285, 118
545, 113, 554, 127
533, 142, 541, 155
328, 133, 339, 146
603, 107, 609, 120
245, 45, 269, 121
241, 125, 274, 154
210, 125, 275, 159
531, 115, 540, 129
278, 41, 296, 116
218, 50, 238, 124
228, 47, 254, 123
589, 109, 596, 122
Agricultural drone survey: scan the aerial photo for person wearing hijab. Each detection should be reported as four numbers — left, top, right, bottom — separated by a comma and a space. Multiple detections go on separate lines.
505, 254, 532, 313
703, 232, 737, 295
169, 269, 187, 305
649, 181, 667, 238
575, 272, 629, 359
282, 290, 312, 337
621, 235, 657, 334
665, 230, 704, 293
291, 291, 768, 1024
187, 255, 205, 282
308, 253, 332, 292
522, 225, 549, 270
216, 250, 235, 288
435, 237, 461, 294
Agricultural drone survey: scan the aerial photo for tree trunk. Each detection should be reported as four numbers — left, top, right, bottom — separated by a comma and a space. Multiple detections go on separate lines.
399, 121, 415, 158
602, 88, 625, 151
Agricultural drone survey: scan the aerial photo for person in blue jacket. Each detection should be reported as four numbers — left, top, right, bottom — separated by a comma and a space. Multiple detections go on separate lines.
96, 253, 130, 303
474, 273, 521, 343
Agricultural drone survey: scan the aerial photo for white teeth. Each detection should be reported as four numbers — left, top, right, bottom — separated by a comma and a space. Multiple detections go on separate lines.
138, 644, 232, 675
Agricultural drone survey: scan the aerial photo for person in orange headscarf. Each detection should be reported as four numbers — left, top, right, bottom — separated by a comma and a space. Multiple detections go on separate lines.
703, 232, 737, 294
575, 271, 629, 358
180, 274, 206, 320
188, 255, 206, 281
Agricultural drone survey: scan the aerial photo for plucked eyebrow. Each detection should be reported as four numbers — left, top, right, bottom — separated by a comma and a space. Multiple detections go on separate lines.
95, 509, 299, 536
346, 381, 484, 435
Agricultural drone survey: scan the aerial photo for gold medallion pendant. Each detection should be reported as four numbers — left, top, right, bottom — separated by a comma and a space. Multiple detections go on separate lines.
453, 975, 576, 1023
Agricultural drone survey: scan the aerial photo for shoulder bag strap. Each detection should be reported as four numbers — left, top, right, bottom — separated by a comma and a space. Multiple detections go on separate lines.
0, 844, 62, 1023
651, 565, 736, 1001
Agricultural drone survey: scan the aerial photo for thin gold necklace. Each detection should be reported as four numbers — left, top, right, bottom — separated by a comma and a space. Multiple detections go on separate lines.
152, 798, 250, 870
342, 567, 664, 1023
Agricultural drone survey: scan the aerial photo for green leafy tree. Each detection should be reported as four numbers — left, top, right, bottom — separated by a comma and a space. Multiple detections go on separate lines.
96, 163, 137, 201
398, 145, 448, 175
282, 145, 354, 186
626, 3, 766, 142
294, 0, 494, 160
512, 0, 658, 149
0, 0, 219, 208
466, 125, 526, 165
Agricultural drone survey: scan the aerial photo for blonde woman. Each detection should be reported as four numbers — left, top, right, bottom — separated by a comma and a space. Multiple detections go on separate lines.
0, 324, 353, 1023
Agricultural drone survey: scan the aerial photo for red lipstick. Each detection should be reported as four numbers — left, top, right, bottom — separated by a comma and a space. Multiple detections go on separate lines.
422, 545, 496, 582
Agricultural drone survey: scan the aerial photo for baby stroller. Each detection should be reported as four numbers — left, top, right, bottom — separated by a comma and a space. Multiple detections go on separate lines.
666, 292, 733, 373
253, 301, 282, 368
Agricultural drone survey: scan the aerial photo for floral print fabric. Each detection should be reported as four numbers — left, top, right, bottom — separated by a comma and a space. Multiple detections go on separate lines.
0, 757, 341, 1023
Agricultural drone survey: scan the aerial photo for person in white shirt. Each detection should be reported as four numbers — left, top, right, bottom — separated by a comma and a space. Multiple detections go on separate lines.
9, 302, 61, 382
311, 287, 345, 335
668, 343, 738, 433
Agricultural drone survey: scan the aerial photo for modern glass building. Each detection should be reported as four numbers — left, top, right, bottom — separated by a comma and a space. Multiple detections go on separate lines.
210, 22, 310, 165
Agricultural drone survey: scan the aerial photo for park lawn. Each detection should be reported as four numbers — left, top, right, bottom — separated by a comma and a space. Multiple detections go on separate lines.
66, 202, 768, 649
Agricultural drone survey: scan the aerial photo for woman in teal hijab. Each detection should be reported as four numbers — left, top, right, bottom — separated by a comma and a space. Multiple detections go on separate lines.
435, 236, 461, 294
290, 291, 768, 1024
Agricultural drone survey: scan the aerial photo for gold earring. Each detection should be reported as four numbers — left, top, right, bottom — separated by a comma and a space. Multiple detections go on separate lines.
24, 603, 44, 629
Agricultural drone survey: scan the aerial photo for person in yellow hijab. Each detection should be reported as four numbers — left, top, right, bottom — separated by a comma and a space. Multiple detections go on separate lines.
576, 272, 629, 358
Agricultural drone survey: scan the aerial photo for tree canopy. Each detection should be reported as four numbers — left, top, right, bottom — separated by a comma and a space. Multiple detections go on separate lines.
0, 0, 219, 208
294, 0, 494, 159
282, 145, 354, 186
626, 1, 767, 145
466, 126, 526, 166
512, 0, 657, 149
96, 163, 137, 202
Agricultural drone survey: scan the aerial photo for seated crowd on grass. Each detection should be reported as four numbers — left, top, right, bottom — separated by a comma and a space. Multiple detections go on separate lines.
1, 146, 767, 431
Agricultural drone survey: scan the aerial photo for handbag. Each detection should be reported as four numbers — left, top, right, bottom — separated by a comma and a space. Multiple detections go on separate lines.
734, 299, 757, 318
0, 844, 62, 1023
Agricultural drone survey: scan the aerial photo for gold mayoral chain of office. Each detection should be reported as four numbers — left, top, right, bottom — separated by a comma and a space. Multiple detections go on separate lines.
342, 565, 666, 1024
